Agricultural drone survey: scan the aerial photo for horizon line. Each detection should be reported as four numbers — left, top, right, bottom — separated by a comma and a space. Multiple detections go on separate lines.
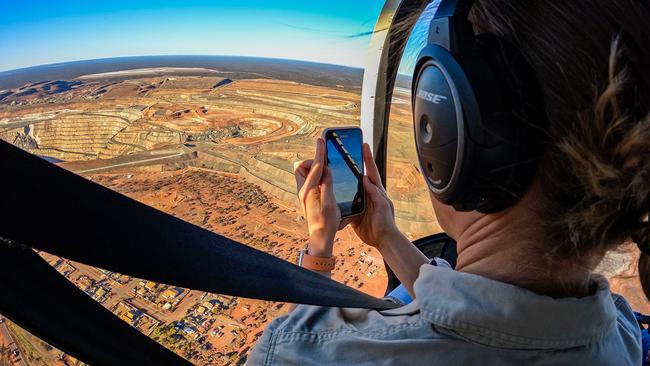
0, 54, 366, 75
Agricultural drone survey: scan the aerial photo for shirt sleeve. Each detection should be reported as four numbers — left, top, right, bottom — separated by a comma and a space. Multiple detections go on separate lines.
384, 257, 451, 305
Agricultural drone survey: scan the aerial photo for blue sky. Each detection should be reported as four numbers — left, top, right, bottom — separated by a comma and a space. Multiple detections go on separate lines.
0, 1, 386, 72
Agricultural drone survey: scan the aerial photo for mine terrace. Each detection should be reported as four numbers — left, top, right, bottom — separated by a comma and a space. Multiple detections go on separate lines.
0, 67, 395, 365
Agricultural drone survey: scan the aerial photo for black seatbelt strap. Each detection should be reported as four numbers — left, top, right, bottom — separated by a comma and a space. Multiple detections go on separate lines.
0, 238, 193, 366
0, 140, 396, 310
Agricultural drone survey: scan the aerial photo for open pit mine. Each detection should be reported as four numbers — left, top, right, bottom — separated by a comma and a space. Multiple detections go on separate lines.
0, 64, 645, 366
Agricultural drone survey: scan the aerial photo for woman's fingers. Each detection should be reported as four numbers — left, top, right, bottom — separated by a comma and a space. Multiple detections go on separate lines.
301, 138, 326, 194
363, 175, 387, 208
293, 159, 313, 190
363, 143, 385, 192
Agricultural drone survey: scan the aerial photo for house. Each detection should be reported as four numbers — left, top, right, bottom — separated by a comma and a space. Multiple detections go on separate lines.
161, 288, 180, 300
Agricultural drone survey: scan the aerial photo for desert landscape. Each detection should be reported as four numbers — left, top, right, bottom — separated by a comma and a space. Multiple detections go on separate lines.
0, 58, 646, 366
0, 59, 401, 365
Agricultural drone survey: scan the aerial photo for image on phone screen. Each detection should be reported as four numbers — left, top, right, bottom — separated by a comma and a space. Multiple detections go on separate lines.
324, 128, 365, 218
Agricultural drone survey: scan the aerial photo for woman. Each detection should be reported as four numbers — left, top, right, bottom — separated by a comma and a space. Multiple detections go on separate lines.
249, 0, 649, 364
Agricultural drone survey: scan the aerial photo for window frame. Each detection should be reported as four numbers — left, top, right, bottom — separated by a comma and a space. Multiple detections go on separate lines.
360, 0, 430, 186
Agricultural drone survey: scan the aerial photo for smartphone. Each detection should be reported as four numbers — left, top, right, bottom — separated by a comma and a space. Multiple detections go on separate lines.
322, 127, 365, 218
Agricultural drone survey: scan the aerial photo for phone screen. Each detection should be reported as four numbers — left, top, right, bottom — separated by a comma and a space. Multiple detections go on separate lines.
324, 127, 365, 218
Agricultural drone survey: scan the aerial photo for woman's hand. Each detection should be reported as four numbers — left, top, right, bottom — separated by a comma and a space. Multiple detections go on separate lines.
349, 143, 429, 297
294, 138, 340, 257
346, 143, 401, 250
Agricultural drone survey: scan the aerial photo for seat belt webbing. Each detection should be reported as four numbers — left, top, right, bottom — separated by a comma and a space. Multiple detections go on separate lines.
0, 140, 396, 310
0, 238, 193, 366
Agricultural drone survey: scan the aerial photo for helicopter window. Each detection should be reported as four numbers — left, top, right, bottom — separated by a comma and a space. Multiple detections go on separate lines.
386, 2, 443, 241
4, 1, 647, 364
0, 1, 390, 364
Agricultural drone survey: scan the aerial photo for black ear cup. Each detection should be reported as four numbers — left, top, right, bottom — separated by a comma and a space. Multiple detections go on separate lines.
412, 32, 545, 213
412, 44, 480, 207
413, 56, 463, 196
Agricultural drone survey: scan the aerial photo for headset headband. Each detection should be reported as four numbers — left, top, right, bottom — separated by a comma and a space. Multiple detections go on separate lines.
436, 0, 475, 18
428, 0, 477, 53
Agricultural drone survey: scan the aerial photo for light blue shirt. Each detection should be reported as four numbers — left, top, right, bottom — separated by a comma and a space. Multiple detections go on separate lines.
248, 262, 641, 365
384, 258, 452, 305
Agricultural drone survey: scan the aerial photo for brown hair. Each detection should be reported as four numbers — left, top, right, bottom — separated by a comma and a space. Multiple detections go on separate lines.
466, 1, 650, 298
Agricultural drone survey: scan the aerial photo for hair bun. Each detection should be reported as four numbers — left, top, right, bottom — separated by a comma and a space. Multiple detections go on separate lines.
633, 221, 650, 255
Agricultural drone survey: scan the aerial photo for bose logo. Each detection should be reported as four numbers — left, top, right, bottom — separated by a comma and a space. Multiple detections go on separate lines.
416, 90, 448, 104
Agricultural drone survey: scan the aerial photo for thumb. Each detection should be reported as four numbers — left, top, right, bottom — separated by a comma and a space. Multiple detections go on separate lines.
363, 175, 381, 201
363, 175, 390, 211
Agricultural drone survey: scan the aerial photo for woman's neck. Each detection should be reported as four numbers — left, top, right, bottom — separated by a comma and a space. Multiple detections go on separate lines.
453, 208, 595, 298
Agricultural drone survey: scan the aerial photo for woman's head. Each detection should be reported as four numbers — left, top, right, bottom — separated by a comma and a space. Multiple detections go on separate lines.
429, 1, 650, 297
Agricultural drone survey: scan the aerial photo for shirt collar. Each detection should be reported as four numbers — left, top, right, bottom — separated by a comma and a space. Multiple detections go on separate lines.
413, 264, 618, 349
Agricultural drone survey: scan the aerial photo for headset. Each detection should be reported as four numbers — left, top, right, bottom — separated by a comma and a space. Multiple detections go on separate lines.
412, 0, 546, 213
